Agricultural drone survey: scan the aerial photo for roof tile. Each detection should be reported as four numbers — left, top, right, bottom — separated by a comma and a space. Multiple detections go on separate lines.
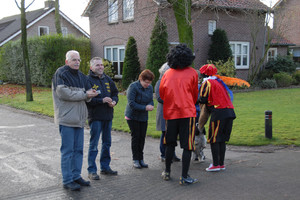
192, 0, 270, 11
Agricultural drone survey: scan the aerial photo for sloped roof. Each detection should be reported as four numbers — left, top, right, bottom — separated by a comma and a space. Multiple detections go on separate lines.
270, 38, 295, 46
82, 0, 270, 16
0, 7, 89, 46
192, 0, 270, 11
267, 28, 295, 46
272, 0, 284, 9
82, 0, 97, 17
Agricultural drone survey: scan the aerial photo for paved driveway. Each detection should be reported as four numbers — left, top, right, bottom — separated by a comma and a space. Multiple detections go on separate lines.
0, 105, 300, 200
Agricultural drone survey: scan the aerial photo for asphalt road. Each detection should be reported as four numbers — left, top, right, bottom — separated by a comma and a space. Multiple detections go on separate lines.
0, 105, 300, 200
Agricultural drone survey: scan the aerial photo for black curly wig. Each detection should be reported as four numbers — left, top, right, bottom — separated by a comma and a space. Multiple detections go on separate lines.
166, 44, 195, 69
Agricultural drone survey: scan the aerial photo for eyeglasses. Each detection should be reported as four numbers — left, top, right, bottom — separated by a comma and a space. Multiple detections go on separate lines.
71, 58, 81, 62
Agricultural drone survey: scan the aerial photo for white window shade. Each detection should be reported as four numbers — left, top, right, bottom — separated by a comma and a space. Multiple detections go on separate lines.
208, 20, 216, 35
108, 0, 118, 23
123, 0, 134, 20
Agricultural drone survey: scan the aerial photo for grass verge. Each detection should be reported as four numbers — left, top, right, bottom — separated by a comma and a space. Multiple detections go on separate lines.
1, 84, 299, 146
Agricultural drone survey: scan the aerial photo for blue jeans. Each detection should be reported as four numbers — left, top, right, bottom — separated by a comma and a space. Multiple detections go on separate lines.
59, 125, 84, 185
88, 120, 112, 173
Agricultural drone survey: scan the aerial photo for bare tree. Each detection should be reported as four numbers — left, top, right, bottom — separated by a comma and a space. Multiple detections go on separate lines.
15, 0, 35, 101
245, 9, 272, 82
167, 0, 194, 51
55, 0, 62, 34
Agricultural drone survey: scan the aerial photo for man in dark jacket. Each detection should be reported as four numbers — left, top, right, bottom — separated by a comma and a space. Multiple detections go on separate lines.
86, 57, 119, 180
52, 50, 98, 191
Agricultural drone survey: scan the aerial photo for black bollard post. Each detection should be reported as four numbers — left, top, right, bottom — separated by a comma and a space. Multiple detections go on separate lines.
265, 110, 272, 139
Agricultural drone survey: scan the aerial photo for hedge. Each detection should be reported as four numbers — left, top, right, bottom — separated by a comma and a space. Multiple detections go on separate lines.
0, 34, 90, 87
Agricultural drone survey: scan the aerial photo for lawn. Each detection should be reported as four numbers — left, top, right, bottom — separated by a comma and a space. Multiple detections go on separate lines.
1, 84, 299, 146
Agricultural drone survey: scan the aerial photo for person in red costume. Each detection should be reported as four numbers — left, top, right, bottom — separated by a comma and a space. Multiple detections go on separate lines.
199, 64, 236, 172
159, 44, 199, 185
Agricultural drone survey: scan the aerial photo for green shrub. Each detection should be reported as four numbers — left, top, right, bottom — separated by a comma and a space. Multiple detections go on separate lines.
114, 80, 124, 92
273, 72, 293, 87
146, 15, 169, 87
257, 68, 275, 81
208, 29, 232, 62
292, 70, 300, 85
265, 55, 297, 74
103, 58, 115, 78
122, 36, 141, 90
260, 79, 277, 89
0, 34, 90, 86
207, 57, 236, 77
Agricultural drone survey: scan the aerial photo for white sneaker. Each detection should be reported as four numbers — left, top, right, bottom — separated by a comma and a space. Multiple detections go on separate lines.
206, 164, 220, 172
219, 165, 226, 170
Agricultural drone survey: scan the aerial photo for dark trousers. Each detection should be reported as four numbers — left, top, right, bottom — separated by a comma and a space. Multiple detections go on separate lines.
127, 120, 148, 160
210, 142, 226, 166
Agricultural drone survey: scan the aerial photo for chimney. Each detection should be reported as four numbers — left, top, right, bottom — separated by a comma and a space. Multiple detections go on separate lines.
44, 0, 55, 9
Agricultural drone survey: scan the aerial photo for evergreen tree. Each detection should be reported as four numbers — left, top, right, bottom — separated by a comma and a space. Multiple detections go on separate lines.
122, 36, 141, 90
208, 29, 232, 62
146, 15, 169, 86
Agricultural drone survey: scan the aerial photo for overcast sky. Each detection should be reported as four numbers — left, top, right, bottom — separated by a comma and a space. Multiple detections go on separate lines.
0, 0, 276, 35
0, 0, 90, 33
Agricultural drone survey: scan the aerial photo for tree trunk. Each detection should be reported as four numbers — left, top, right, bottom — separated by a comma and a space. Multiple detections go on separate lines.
20, 0, 33, 101
55, 0, 62, 34
168, 0, 194, 51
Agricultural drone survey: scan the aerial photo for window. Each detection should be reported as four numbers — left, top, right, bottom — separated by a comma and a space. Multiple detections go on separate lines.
267, 48, 277, 61
104, 45, 125, 78
230, 42, 250, 69
38, 26, 49, 36
208, 20, 216, 35
108, 0, 118, 23
62, 27, 68, 37
123, 0, 134, 21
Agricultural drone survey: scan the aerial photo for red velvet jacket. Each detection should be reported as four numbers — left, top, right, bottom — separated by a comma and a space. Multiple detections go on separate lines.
199, 78, 234, 109
159, 67, 198, 120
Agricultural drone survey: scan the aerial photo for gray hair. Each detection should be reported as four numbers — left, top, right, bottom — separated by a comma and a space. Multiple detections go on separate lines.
66, 50, 79, 61
90, 57, 103, 66
158, 62, 170, 75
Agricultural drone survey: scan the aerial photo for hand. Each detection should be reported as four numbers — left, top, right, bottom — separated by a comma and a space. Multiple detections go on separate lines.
86, 89, 98, 98
108, 101, 116, 107
146, 105, 154, 111
103, 97, 112, 104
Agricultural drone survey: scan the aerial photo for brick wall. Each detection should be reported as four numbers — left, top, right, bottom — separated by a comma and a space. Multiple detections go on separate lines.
89, 0, 158, 68
89, 0, 266, 81
273, 0, 300, 46
160, 7, 265, 80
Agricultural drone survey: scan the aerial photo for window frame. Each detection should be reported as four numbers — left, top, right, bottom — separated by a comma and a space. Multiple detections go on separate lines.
208, 20, 216, 35
108, 0, 118, 23
123, 0, 134, 21
38, 26, 49, 36
229, 41, 250, 69
104, 45, 125, 78
267, 48, 278, 61
61, 27, 68, 37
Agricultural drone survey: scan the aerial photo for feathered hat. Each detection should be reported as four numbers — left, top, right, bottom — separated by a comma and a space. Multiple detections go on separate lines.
200, 64, 218, 76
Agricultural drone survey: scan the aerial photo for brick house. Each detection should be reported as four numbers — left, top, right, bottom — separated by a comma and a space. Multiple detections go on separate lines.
0, 0, 89, 47
273, 0, 300, 63
83, 0, 270, 80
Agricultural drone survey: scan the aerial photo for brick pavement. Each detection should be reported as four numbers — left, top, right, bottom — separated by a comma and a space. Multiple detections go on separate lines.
1, 105, 300, 200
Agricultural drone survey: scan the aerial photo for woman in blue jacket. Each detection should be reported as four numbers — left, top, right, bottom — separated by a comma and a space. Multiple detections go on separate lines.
125, 69, 155, 169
